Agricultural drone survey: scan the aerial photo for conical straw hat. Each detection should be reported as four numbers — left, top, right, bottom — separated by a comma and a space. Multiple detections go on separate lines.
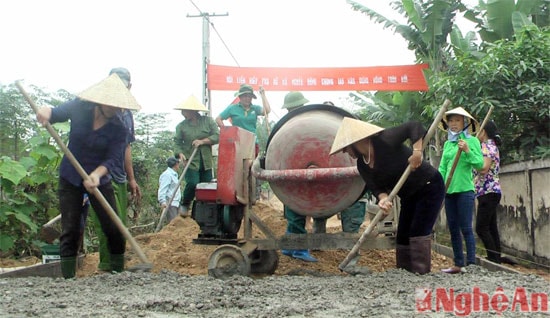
78, 73, 141, 110
330, 117, 384, 155
174, 95, 209, 112
439, 106, 479, 134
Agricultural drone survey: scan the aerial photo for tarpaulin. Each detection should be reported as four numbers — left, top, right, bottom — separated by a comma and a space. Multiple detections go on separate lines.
207, 64, 429, 92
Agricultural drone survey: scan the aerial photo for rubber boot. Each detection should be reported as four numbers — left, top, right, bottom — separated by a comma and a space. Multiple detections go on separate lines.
409, 235, 432, 274
61, 256, 77, 279
110, 254, 125, 273
292, 250, 318, 262
282, 249, 293, 256
395, 244, 411, 271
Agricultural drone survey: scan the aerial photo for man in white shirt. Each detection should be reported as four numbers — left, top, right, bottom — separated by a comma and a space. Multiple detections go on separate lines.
158, 157, 181, 223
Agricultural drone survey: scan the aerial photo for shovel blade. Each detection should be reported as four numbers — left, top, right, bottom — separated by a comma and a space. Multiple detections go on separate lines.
40, 227, 61, 244
338, 253, 370, 275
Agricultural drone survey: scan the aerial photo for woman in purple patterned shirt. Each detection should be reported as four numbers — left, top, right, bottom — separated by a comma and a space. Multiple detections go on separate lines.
474, 120, 502, 263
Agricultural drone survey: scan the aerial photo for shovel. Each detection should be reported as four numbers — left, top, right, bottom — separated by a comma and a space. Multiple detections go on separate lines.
40, 214, 61, 243
155, 147, 198, 232
16, 82, 153, 272
339, 99, 450, 274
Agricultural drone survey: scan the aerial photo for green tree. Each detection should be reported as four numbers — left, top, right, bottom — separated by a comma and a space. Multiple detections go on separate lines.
463, 0, 549, 43
0, 83, 37, 160
433, 26, 550, 162
346, 0, 467, 128
131, 112, 179, 224
0, 129, 62, 255
348, 0, 466, 74
0, 81, 74, 255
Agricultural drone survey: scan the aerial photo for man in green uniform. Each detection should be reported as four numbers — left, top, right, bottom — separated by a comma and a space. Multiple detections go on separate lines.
174, 96, 220, 216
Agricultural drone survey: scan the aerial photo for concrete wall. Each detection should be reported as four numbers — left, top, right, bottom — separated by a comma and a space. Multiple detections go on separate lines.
435, 158, 550, 267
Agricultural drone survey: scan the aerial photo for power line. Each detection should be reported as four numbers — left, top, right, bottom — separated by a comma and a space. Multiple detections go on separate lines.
187, 0, 240, 67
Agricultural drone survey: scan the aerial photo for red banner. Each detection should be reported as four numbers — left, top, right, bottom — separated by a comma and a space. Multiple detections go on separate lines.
207, 64, 429, 92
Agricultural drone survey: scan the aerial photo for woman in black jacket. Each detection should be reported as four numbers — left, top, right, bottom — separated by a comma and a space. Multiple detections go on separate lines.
330, 117, 445, 274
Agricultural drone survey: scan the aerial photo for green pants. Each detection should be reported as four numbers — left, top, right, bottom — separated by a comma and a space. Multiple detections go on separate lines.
340, 201, 366, 233
313, 201, 366, 233
284, 206, 307, 234
182, 166, 213, 207
89, 181, 127, 271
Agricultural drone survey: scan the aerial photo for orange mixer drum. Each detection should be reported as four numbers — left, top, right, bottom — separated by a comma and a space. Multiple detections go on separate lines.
263, 104, 365, 218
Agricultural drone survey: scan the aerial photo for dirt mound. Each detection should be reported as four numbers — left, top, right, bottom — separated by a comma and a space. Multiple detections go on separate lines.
3, 196, 540, 280
77, 197, 453, 278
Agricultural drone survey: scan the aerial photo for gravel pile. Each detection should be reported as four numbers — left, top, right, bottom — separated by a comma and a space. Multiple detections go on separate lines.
1, 265, 548, 317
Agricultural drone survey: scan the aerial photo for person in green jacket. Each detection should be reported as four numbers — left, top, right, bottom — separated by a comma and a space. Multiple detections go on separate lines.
279, 91, 318, 262
174, 96, 220, 216
438, 107, 484, 274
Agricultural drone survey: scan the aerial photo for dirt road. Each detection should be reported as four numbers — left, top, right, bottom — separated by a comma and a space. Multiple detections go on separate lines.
1, 199, 548, 317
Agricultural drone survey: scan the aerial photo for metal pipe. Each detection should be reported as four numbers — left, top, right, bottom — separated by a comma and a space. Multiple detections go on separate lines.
252, 158, 359, 182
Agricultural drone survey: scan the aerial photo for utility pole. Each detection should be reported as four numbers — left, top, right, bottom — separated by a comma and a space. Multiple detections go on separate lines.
187, 12, 228, 114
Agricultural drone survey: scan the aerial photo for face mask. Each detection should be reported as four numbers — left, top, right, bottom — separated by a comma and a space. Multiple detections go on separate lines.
447, 130, 460, 142
447, 116, 472, 141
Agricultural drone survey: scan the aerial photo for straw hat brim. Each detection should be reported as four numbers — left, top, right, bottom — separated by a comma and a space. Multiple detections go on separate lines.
330, 117, 385, 155
78, 74, 141, 110
439, 106, 479, 133
174, 95, 209, 112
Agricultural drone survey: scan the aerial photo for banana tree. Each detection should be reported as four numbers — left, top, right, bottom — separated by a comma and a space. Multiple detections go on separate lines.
347, 0, 466, 73
462, 0, 548, 42
346, 0, 467, 153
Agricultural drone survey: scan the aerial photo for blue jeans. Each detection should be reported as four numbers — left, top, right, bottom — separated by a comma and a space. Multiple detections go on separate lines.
445, 191, 476, 267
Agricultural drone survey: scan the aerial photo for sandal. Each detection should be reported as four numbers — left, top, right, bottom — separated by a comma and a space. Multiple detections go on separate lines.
441, 266, 466, 274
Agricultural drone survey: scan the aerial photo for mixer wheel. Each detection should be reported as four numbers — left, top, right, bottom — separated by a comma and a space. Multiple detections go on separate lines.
207, 244, 251, 279
250, 249, 279, 275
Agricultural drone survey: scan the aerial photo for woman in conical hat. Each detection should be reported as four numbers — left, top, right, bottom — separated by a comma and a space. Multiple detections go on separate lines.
330, 117, 445, 274
173, 95, 219, 216
35, 73, 141, 278
438, 106, 484, 274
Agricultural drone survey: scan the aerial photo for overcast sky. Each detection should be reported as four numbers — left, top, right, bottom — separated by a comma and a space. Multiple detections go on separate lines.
0, 0, 475, 125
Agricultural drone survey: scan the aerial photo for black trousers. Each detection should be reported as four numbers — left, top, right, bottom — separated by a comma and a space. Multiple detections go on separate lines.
475, 192, 502, 262
396, 172, 445, 245
58, 178, 125, 257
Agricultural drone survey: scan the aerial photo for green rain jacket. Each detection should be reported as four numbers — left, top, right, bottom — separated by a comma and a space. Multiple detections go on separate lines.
174, 115, 220, 171
439, 132, 484, 194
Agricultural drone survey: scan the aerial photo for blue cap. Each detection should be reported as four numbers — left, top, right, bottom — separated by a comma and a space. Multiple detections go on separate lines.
109, 67, 131, 87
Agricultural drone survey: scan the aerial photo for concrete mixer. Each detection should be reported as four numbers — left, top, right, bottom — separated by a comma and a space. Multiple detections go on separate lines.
259, 104, 365, 218
191, 105, 396, 279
